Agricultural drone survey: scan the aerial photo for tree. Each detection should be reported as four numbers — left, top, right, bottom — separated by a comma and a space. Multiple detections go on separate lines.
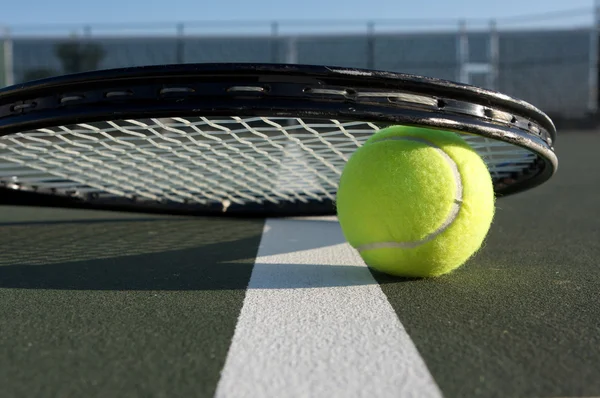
55, 38, 106, 74
23, 35, 106, 82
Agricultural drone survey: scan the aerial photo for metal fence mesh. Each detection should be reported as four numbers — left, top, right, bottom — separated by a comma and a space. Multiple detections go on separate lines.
0, 7, 598, 119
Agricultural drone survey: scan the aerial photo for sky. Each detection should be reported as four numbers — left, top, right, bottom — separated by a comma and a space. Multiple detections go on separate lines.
0, 0, 596, 34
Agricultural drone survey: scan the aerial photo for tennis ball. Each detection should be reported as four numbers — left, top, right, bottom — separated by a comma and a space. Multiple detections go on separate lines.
336, 125, 495, 278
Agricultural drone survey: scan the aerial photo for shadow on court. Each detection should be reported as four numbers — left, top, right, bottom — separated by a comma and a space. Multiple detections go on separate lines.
0, 215, 390, 290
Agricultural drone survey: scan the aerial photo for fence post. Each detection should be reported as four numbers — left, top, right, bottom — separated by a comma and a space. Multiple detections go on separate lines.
366, 21, 375, 70
457, 19, 468, 83
1, 26, 14, 86
176, 23, 185, 64
488, 19, 499, 91
588, 2, 599, 113
271, 21, 279, 63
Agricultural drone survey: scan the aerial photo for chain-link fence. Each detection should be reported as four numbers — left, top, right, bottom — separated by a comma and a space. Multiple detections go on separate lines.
1, 7, 598, 123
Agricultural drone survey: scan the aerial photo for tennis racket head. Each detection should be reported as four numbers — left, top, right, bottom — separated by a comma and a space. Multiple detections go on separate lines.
0, 63, 557, 216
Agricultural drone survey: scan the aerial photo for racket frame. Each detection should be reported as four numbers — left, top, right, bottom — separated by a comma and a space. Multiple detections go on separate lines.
0, 63, 558, 216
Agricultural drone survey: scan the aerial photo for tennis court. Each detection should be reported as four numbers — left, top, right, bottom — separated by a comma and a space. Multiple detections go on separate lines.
0, 130, 598, 397
1, 3, 599, 397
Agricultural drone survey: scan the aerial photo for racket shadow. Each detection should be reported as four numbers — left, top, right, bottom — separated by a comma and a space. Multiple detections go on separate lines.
0, 214, 402, 290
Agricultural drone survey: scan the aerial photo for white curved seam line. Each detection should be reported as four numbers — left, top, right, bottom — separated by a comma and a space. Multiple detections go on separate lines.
356, 136, 463, 252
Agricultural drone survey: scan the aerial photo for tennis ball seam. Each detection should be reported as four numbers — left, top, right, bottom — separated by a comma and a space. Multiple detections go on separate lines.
355, 135, 464, 251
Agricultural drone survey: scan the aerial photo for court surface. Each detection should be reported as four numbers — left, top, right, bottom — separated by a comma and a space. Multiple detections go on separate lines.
0, 131, 599, 398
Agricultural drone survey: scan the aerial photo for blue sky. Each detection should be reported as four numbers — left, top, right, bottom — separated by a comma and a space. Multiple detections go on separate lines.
1, 0, 595, 28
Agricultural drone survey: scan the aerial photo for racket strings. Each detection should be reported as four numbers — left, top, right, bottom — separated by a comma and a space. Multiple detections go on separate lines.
0, 116, 536, 207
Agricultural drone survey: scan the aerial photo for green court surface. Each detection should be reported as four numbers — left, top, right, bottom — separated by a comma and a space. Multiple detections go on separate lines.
0, 131, 598, 398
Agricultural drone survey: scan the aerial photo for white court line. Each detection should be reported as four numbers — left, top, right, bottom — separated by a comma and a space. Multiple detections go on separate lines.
215, 218, 443, 398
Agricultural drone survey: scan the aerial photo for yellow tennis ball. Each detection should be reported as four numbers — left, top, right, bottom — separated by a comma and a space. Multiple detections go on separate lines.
336, 125, 495, 278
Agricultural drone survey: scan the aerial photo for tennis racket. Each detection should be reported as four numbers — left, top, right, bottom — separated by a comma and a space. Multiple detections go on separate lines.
0, 63, 558, 217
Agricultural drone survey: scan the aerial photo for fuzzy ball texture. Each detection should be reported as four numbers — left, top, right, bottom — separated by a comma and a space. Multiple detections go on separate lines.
336, 125, 495, 278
